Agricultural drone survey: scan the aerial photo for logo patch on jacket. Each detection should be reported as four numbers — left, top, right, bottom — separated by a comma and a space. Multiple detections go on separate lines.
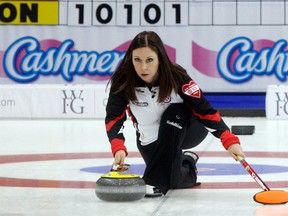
182, 81, 201, 98
132, 101, 148, 107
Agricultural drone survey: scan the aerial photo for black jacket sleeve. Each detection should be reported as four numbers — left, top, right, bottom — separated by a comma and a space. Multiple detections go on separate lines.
105, 90, 128, 155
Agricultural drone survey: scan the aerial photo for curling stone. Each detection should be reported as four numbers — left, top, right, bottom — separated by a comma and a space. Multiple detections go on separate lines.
95, 171, 146, 202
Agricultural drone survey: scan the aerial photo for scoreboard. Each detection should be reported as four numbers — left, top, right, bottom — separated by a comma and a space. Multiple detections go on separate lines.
0, 0, 287, 26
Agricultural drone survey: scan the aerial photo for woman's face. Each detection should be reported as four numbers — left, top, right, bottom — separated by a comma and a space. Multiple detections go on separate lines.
132, 47, 159, 86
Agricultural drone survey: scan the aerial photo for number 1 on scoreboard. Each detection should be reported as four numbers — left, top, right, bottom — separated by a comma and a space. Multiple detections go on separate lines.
68, 2, 92, 26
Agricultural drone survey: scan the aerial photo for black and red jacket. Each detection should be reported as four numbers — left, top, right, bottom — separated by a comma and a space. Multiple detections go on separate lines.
105, 76, 240, 156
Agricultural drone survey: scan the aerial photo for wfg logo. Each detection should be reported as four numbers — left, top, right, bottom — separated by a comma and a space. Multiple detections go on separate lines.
274, 92, 288, 116
62, 90, 85, 114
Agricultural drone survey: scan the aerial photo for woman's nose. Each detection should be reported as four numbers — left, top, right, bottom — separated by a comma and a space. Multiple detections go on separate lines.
141, 62, 148, 70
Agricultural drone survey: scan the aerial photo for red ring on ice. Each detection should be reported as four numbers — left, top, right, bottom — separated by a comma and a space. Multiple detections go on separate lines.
0, 151, 287, 189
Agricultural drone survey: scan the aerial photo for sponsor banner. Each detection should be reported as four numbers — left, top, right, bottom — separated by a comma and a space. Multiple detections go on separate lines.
0, 84, 108, 119
0, 85, 32, 117
94, 84, 109, 118
266, 85, 288, 119
0, 26, 287, 92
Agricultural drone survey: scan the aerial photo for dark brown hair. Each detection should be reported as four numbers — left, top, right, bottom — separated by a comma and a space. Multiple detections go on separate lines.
108, 31, 187, 102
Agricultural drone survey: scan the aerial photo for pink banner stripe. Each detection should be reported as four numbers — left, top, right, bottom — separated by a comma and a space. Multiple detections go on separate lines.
192, 41, 221, 78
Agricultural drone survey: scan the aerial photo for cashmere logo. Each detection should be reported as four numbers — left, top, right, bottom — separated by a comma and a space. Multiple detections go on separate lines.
3, 37, 125, 83
182, 81, 201, 98
166, 120, 182, 129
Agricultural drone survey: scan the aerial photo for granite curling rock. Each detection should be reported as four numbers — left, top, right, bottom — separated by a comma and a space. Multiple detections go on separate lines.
95, 171, 146, 201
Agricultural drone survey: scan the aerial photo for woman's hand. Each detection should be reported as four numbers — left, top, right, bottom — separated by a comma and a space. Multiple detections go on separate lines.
113, 150, 126, 166
227, 143, 245, 160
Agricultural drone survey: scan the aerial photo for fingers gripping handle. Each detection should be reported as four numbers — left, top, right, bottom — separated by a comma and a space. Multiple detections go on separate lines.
111, 164, 130, 172
237, 156, 270, 191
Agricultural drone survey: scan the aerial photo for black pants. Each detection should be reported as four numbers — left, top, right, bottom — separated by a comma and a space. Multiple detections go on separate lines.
137, 103, 208, 195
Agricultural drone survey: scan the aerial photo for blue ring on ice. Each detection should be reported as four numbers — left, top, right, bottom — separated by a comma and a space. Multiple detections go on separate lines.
81, 163, 288, 176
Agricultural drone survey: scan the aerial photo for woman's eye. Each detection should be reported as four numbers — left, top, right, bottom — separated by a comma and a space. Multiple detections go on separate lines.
134, 58, 140, 62
147, 58, 153, 63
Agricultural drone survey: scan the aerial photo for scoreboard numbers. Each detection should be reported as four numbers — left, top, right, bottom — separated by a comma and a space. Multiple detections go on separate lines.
66, 0, 189, 26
